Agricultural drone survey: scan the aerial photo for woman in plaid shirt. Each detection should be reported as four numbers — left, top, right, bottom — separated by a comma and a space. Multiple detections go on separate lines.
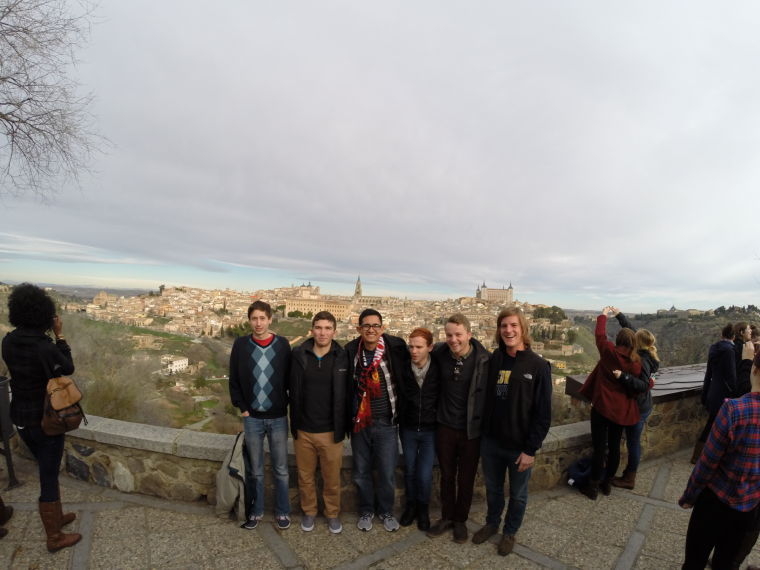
679, 344, 759, 569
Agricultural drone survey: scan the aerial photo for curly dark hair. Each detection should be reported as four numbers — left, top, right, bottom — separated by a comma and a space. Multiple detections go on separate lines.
7, 283, 56, 330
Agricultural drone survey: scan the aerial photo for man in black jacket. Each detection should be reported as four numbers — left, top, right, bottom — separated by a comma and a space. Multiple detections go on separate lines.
345, 308, 410, 532
427, 313, 490, 544
472, 307, 552, 556
289, 311, 349, 534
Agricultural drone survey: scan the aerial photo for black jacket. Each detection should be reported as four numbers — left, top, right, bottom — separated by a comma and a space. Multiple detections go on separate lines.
2, 328, 75, 427
432, 339, 490, 440
482, 347, 552, 455
345, 333, 411, 427
702, 339, 738, 415
398, 356, 440, 431
289, 338, 350, 443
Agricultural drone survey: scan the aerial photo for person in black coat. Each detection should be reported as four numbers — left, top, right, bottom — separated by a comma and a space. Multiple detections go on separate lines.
692, 324, 750, 464
398, 327, 440, 531
1, 283, 80, 552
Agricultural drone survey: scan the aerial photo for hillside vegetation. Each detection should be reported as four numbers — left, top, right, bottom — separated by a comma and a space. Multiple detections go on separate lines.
574, 307, 759, 367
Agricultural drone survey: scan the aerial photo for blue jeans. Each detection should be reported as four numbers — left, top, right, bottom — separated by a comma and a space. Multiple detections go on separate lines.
400, 428, 436, 505
624, 407, 651, 473
17, 425, 64, 502
481, 435, 532, 536
243, 415, 290, 517
350, 417, 398, 515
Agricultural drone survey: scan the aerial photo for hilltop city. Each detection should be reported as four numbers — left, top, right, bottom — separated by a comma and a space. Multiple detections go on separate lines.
35, 277, 712, 377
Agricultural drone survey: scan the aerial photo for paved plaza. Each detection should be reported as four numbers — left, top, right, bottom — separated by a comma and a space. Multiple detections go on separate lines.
0, 450, 758, 569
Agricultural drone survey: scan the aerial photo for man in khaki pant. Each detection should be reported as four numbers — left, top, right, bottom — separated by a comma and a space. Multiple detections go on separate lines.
289, 311, 350, 533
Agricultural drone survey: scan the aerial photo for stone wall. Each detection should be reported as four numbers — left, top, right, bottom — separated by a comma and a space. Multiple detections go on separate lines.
47, 385, 705, 513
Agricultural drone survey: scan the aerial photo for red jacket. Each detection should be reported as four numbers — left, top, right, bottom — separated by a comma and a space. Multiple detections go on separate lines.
579, 315, 642, 426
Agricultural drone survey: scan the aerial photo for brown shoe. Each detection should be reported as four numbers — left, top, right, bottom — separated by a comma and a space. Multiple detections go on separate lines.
452, 522, 468, 544
498, 533, 516, 556
426, 518, 453, 538
611, 471, 636, 490
472, 524, 498, 545
39, 501, 81, 552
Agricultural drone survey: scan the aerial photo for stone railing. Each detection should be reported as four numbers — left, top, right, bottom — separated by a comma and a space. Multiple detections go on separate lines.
46, 365, 706, 511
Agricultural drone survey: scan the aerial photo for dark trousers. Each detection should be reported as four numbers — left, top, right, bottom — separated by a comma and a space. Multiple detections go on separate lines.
18, 425, 64, 502
682, 488, 759, 570
698, 411, 718, 443
590, 408, 624, 481
436, 424, 480, 523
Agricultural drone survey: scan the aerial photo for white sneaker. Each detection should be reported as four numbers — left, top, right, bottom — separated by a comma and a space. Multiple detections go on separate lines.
301, 515, 315, 532
357, 513, 374, 531
328, 517, 343, 534
380, 513, 399, 532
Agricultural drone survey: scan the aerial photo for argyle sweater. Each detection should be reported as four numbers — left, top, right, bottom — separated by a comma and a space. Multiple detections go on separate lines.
229, 334, 291, 418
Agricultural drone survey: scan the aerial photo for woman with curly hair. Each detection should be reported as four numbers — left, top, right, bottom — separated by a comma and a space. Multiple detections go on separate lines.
1, 283, 81, 552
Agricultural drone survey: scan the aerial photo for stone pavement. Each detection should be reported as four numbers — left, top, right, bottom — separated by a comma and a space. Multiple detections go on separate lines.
0, 450, 758, 569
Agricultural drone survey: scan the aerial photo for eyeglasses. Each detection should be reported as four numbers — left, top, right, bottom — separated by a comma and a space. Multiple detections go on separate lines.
360, 323, 382, 331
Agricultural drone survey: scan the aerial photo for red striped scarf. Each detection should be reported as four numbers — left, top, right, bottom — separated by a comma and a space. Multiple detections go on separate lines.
354, 336, 385, 433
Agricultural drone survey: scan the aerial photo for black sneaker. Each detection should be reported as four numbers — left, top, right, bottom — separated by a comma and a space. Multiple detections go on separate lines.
276, 515, 291, 530
241, 515, 262, 530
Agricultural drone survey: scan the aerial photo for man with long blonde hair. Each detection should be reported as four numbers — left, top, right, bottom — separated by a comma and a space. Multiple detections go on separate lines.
472, 307, 552, 556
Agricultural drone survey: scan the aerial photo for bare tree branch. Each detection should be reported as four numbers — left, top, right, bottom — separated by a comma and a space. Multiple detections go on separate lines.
0, 0, 103, 199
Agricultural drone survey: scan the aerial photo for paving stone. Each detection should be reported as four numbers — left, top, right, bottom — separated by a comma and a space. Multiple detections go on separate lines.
558, 537, 623, 569
92, 506, 146, 539
279, 522, 358, 569
374, 541, 457, 569
516, 519, 572, 558
211, 546, 284, 569
7, 542, 73, 569
465, 553, 545, 569
634, 553, 682, 569
640, 529, 686, 564
89, 536, 150, 569
649, 506, 691, 536
427, 535, 494, 568
144, 506, 225, 534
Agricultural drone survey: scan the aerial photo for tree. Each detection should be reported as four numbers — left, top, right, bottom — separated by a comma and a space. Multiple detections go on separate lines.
0, 0, 100, 197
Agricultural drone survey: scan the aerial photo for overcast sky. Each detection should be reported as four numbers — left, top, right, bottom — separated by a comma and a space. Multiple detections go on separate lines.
2, 1, 759, 312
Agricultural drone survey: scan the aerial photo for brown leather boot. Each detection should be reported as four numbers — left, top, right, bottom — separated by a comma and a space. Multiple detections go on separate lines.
57, 502, 76, 527
39, 501, 81, 552
611, 471, 636, 490
56, 485, 76, 526
690, 441, 704, 464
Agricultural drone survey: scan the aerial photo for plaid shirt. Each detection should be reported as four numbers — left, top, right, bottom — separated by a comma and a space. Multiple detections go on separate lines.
680, 391, 760, 512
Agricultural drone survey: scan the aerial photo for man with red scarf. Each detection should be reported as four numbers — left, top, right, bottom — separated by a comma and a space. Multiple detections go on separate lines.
345, 308, 410, 532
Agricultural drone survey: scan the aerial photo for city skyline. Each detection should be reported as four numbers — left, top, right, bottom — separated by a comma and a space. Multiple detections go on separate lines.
3, 2, 759, 313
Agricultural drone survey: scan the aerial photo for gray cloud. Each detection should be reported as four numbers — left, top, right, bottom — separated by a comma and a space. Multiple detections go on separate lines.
3, 1, 759, 310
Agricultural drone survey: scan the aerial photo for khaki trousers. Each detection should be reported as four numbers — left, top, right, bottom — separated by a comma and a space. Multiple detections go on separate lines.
294, 430, 344, 518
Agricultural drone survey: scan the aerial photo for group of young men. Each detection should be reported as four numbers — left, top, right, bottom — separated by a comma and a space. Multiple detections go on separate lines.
228, 300, 552, 557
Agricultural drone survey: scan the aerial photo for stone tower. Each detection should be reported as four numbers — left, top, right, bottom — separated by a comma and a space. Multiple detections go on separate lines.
354, 275, 362, 298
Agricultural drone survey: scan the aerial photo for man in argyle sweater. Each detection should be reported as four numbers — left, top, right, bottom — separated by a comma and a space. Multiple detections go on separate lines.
229, 300, 292, 530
